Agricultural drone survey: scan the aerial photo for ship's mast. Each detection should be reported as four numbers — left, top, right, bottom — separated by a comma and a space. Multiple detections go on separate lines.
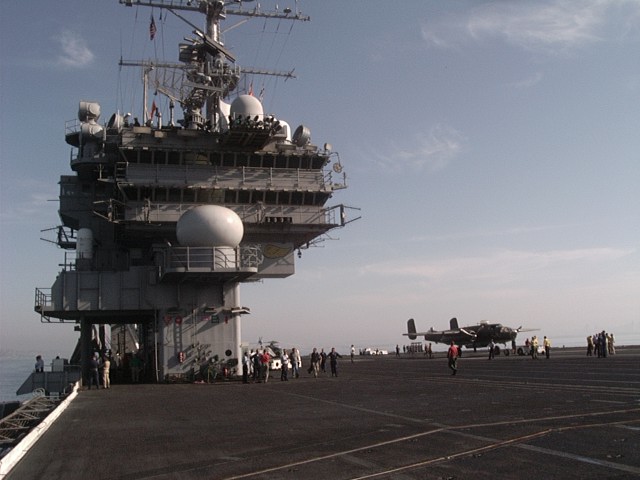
120, 0, 309, 130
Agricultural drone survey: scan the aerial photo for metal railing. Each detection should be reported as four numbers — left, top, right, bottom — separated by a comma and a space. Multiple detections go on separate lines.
34, 288, 52, 312
122, 201, 335, 226
159, 245, 262, 272
117, 163, 330, 191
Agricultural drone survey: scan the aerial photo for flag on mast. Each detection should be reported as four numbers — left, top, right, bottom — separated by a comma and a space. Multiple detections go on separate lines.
150, 14, 157, 41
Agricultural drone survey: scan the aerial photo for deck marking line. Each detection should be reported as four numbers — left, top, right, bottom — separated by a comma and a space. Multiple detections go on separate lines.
220, 391, 640, 480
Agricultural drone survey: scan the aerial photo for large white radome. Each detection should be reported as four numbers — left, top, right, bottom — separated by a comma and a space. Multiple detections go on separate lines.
230, 94, 263, 119
176, 205, 244, 247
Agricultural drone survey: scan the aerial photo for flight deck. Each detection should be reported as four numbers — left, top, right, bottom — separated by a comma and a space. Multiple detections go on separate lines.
5, 346, 640, 479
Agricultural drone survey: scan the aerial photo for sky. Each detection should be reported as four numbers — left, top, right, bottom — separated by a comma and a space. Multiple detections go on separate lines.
1, 0, 639, 357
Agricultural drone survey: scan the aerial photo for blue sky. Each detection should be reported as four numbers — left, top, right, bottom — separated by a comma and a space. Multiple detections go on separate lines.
1, 0, 639, 356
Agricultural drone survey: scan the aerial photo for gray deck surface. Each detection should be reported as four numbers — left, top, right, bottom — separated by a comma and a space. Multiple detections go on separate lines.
7, 347, 640, 479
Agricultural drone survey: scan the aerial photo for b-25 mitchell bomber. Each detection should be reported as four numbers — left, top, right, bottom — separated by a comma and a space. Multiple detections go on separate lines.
404, 318, 533, 355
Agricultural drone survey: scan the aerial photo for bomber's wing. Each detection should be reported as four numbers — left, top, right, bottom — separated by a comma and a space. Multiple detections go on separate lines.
436, 328, 477, 344
404, 319, 477, 345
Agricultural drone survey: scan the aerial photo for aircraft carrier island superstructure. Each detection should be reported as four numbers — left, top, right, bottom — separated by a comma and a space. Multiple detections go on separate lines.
34, 0, 352, 383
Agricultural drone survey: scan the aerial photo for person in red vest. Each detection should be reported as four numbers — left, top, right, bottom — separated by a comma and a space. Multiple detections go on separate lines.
260, 350, 270, 383
447, 341, 459, 376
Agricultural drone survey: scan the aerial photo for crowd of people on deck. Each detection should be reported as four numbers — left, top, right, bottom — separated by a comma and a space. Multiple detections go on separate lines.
242, 346, 344, 383
36, 329, 619, 390
400, 343, 434, 357
586, 331, 615, 357
523, 335, 552, 359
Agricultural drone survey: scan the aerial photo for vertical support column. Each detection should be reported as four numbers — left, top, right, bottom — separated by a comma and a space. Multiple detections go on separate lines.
223, 281, 242, 367
153, 310, 160, 383
80, 316, 92, 386
98, 324, 112, 355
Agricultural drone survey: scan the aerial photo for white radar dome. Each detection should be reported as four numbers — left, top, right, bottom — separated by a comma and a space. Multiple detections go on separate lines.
176, 205, 244, 247
230, 94, 263, 120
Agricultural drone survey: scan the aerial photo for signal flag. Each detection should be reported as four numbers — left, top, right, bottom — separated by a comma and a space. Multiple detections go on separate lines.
150, 14, 157, 41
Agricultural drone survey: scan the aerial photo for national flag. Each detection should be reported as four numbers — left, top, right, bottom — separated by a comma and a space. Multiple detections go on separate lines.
248, 81, 254, 96
150, 100, 157, 119
150, 14, 157, 41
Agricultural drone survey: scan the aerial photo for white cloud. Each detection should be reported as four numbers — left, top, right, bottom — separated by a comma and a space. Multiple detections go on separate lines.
466, 1, 605, 53
373, 124, 465, 173
406, 223, 579, 244
420, 22, 456, 50
56, 30, 94, 68
508, 71, 543, 89
421, 0, 640, 54
362, 247, 636, 285
0, 178, 58, 224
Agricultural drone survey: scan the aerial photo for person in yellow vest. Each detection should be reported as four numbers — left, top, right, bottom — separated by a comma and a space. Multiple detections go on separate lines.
102, 355, 111, 388
543, 336, 551, 359
531, 336, 539, 359
607, 333, 615, 355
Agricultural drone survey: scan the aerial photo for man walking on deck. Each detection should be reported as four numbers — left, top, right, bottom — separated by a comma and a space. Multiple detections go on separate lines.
88, 354, 100, 389
309, 348, 320, 378
543, 336, 551, 359
328, 347, 342, 377
447, 341, 459, 376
